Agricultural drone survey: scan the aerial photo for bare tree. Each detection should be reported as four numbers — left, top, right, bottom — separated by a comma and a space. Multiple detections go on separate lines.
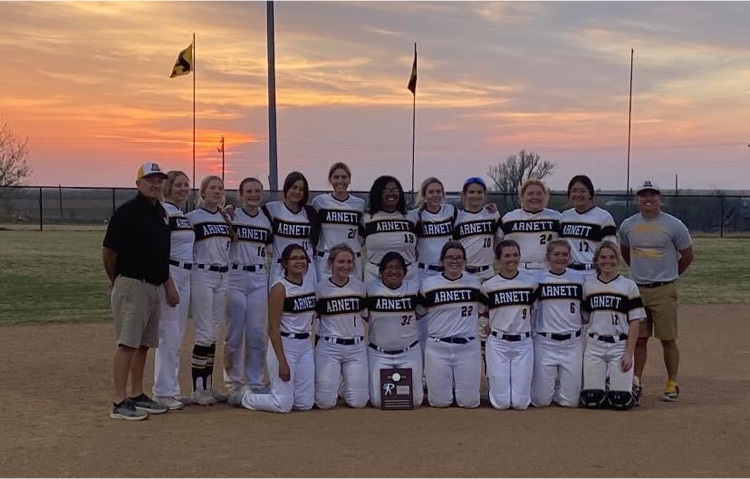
0, 123, 32, 187
487, 150, 556, 201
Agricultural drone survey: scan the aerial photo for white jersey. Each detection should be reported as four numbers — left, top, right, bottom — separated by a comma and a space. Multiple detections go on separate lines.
311, 193, 365, 253
482, 271, 537, 334
164, 201, 194, 262
419, 273, 482, 338
583, 275, 646, 337
407, 204, 456, 267
264, 200, 315, 261
275, 277, 316, 334
559, 206, 617, 266
229, 207, 273, 266
533, 269, 585, 334
498, 208, 561, 267
362, 210, 417, 268
186, 207, 232, 266
314, 277, 366, 338
365, 278, 420, 350
453, 208, 500, 268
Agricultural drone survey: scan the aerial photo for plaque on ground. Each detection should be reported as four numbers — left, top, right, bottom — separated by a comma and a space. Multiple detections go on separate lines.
380, 368, 414, 410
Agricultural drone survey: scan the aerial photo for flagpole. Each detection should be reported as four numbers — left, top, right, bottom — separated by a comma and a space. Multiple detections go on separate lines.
625, 47, 633, 214
410, 42, 417, 195
192, 32, 197, 207
267, 1, 279, 192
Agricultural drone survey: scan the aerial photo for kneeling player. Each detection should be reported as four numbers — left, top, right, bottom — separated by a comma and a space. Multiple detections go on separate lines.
419, 241, 483, 408
481, 240, 537, 410
581, 241, 646, 410
365, 252, 423, 408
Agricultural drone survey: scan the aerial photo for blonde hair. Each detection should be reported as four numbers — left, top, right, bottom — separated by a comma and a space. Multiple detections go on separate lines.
162, 170, 189, 201
593, 241, 621, 272
519, 178, 549, 207
327, 243, 356, 266
198, 175, 225, 207
545, 239, 571, 258
415, 177, 445, 209
328, 162, 352, 181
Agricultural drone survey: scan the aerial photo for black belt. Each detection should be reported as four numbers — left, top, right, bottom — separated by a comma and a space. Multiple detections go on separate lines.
589, 333, 628, 343
317, 251, 361, 258
169, 259, 193, 270
538, 330, 582, 341
318, 335, 364, 346
418, 263, 444, 272
465, 265, 491, 274
569, 263, 594, 271
231, 263, 264, 272
368, 339, 419, 355
196, 264, 229, 273
637, 280, 675, 289
435, 336, 475, 345
281, 332, 310, 340
491, 331, 530, 341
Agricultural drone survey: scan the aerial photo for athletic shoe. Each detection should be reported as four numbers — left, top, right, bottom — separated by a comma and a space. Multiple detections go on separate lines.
662, 382, 680, 402
155, 395, 185, 411
632, 376, 642, 406
229, 385, 250, 407
111, 399, 149, 421
192, 389, 218, 406
129, 393, 169, 414
175, 394, 193, 406
210, 389, 229, 403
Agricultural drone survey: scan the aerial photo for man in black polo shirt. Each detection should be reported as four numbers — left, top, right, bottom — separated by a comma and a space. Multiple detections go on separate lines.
103, 162, 171, 420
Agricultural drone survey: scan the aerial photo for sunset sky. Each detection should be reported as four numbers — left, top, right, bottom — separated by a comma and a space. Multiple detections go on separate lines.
2, 1, 750, 192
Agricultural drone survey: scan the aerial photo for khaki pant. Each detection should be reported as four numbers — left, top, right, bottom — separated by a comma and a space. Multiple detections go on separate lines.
638, 282, 678, 341
111, 276, 163, 348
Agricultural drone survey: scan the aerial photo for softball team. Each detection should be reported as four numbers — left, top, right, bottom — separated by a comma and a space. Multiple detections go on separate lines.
140, 168, 649, 415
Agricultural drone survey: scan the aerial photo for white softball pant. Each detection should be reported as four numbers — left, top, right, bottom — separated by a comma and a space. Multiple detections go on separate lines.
583, 334, 633, 393
224, 269, 269, 392
367, 344, 423, 408
315, 251, 363, 282
485, 332, 533, 410
153, 264, 191, 398
239, 335, 314, 413
190, 268, 229, 346
314, 337, 369, 409
363, 261, 418, 284
530, 333, 583, 408
424, 337, 481, 408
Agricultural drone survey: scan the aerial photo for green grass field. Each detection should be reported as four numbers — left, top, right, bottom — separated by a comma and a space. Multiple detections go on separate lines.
1, 230, 748, 325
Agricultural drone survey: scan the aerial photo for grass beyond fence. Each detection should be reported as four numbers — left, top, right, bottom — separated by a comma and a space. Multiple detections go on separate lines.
0, 231, 748, 325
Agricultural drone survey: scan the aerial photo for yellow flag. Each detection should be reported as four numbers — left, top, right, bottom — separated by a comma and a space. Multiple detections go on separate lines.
170, 44, 193, 78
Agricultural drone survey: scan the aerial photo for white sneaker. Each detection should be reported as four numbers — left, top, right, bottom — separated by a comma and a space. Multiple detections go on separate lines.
209, 389, 229, 403
229, 385, 251, 407
192, 389, 218, 406
155, 395, 185, 410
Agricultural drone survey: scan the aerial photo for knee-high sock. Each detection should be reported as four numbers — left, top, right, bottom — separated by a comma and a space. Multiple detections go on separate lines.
192, 344, 212, 390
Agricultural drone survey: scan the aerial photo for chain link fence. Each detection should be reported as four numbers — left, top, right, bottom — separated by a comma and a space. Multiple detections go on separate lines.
1, 186, 749, 237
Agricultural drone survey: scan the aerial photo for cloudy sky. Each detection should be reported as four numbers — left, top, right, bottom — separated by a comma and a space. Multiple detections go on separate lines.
1, 1, 749, 192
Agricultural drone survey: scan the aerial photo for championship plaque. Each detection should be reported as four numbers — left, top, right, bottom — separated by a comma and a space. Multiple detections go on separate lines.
379, 368, 414, 410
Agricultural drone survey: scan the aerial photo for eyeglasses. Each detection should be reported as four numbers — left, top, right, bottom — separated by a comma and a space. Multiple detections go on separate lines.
443, 255, 464, 262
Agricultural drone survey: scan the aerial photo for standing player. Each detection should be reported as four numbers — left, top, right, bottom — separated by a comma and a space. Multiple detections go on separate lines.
265, 171, 319, 285
581, 242, 646, 409
482, 240, 537, 410
365, 252, 423, 408
418, 241, 483, 408
312, 162, 366, 281
408, 177, 456, 350
530, 240, 585, 408
229, 244, 316, 413
454, 177, 500, 283
362, 176, 417, 283
153, 170, 194, 410
186, 175, 233, 406
314, 244, 368, 409
620, 180, 693, 403
224, 178, 273, 395
560, 175, 617, 275
498, 179, 561, 271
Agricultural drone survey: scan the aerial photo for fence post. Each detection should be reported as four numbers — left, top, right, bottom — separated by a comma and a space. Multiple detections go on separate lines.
720, 196, 724, 238
38, 187, 43, 232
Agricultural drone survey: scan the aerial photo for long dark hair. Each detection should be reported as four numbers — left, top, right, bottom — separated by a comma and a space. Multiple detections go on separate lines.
283, 171, 310, 206
378, 251, 407, 275
368, 175, 406, 215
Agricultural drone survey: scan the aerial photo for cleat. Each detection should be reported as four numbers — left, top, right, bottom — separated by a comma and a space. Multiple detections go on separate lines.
192, 389, 218, 406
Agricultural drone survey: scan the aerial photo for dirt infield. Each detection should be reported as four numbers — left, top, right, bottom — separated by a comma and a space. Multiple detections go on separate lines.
3, 304, 749, 477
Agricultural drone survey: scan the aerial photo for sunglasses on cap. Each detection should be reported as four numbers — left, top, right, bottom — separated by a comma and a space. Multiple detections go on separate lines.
464, 176, 486, 187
